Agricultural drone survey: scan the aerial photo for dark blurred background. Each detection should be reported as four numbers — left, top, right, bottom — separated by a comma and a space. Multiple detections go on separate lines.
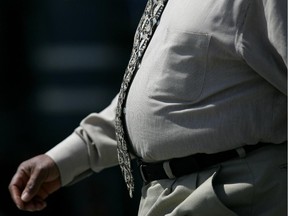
0, 0, 146, 215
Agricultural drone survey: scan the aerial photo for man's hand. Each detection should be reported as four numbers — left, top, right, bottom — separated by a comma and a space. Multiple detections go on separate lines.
8, 154, 61, 211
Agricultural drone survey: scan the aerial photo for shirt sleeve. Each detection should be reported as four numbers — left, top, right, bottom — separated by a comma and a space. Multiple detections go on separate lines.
46, 94, 119, 186
235, 0, 287, 95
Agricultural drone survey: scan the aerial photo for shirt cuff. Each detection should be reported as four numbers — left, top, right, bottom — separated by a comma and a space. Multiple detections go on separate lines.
45, 132, 90, 186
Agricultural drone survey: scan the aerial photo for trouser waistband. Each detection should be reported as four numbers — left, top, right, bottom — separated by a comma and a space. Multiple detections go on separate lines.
138, 143, 271, 183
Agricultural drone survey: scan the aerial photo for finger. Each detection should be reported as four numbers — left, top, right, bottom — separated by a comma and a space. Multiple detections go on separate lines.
22, 196, 47, 212
8, 170, 29, 209
9, 171, 47, 212
21, 166, 46, 202
9, 184, 26, 210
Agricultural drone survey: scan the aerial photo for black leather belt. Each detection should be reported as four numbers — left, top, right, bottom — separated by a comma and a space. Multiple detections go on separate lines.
138, 143, 267, 183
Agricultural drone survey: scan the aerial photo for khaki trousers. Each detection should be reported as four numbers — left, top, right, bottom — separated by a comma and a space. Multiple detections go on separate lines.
138, 143, 287, 216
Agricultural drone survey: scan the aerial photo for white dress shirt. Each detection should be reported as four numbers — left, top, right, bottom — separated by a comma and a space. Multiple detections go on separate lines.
46, 0, 287, 186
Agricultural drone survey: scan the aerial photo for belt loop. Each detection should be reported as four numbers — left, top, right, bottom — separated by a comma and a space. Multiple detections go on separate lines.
163, 161, 175, 179
236, 147, 246, 158
139, 164, 148, 183
137, 159, 148, 183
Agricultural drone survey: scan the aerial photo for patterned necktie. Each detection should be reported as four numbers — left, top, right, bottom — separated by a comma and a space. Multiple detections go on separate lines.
115, 0, 168, 198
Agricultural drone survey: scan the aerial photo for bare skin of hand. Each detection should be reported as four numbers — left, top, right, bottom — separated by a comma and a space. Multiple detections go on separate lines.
8, 154, 61, 212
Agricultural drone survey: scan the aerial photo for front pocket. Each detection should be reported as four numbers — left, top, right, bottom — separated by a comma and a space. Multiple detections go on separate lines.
188, 170, 238, 216
147, 28, 211, 102
168, 168, 238, 216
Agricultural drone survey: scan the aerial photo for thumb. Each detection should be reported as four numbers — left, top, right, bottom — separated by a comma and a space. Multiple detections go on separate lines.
21, 168, 46, 202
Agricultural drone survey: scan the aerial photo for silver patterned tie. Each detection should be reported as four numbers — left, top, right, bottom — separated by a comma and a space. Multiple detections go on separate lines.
115, 0, 168, 198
